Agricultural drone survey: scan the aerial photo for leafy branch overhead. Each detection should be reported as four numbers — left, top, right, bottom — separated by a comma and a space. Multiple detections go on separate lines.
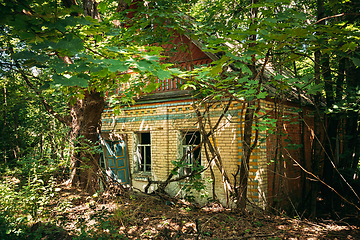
1, 0, 360, 218
2, 1, 180, 103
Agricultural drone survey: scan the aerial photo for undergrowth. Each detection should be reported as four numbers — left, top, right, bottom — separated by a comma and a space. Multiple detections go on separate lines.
0, 156, 64, 239
0, 153, 131, 240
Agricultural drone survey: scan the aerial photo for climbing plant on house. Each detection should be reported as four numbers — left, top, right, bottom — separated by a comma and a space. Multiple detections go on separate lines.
189, 0, 360, 213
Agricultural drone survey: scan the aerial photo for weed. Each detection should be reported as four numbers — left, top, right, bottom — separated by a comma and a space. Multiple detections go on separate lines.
253, 220, 264, 227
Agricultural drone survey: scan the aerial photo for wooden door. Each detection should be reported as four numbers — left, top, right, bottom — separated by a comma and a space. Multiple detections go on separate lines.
104, 140, 130, 185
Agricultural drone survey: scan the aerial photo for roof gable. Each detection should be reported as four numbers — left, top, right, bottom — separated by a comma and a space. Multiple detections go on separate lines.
162, 33, 214, 67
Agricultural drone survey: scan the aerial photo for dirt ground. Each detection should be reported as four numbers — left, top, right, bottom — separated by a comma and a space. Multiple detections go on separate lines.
43, 184, 360, 240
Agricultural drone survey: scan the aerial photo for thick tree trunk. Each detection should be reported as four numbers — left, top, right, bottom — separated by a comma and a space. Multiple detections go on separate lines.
308, 0, 325, 219
341, 1, 360, 171
237, 0, 258, 210
322, 52, 337, 210
83, 0, 100, 19
310, 52, 322, 218
342, 59, 360, 169
60, 0, 105, 193
69, 91, 105, 193
238, 101, 255, 209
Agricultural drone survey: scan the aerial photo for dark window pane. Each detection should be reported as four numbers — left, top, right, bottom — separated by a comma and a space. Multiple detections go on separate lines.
137, 133, 151, 172
140, 132, 150, 144
184, 131, 200, 145
145, 146, 151, 165
181, 131, 201, 176
99, 153, 105, 168
183, 167, 191, 176
194, 148, 201, 166
139, 147, 145, 165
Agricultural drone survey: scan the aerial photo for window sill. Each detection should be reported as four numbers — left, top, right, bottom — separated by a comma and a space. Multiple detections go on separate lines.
133, 172, 152, 182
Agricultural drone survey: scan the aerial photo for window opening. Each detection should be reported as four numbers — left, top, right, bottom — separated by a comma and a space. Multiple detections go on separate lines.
181, 131, 201, 176
99, 152, 105, 169
137, 132, 151, 173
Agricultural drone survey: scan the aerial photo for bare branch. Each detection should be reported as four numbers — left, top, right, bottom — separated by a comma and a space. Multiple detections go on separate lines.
285, 148, 360, 212
313, 13, 359, 25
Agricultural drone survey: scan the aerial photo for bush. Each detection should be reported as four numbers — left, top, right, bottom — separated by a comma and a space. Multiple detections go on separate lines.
0, 157, 63, 239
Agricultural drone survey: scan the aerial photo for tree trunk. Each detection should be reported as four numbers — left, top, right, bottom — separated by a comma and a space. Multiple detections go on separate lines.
69, 90, 105, 193
342, 58, 360, 169
308, 0, 325, 219
322, 52, 337, 211
237, 0, 258, 210
60, 0, 105, 193
310, 51, 322, 218
238, 101, 255, 209
341, 1, 360, 171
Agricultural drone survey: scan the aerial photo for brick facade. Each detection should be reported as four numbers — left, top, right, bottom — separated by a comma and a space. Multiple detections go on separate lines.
264, 100, 315, 212
101, 95, 315, 210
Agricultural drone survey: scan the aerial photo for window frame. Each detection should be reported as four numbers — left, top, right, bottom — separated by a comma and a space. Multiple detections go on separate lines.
180, 131, 201, 176
135, 132, 152, 174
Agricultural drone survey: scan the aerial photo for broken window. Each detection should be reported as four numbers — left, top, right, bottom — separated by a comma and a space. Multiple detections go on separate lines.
181, 131, 201, 176
135, 132, 151, 173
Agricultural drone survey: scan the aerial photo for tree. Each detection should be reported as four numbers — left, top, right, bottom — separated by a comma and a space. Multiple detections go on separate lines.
189, 0, 360, 213
0, 0, 177, 193
2, 0, 359, 213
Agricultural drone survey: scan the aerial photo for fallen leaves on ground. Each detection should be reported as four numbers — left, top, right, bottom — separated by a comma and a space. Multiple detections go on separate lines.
38, 185, 360, 240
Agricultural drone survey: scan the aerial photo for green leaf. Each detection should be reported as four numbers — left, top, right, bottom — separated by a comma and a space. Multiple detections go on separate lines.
93, 68, 109, 77
257, 92, 267, 99
209, 64, 222, 76
168, 68, 183, 75
351, 58, 360, 67
274, 74, 285, 80
143, 55, 160, 61
52, 74, 88, 88
136, 60, 153, 71
107, 47, 128, 54
103, 59, 128, 72
208, 55, 229, 76
13, 51, 47, 62
234, 63, 252, 75
154, 69, 171, 80
237, 76, 249, 84
306, 84, 323, 95
341, 42, 358, 52
143, 83, 161, 93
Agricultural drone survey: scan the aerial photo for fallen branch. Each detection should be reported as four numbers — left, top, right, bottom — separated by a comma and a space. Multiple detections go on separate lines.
219, 232, 276, 239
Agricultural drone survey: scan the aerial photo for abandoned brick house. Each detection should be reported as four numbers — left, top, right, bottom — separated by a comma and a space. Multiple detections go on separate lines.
99, 32, 316, 210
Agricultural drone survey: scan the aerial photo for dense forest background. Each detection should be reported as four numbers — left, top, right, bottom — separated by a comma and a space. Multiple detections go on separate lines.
1, 0, 359, 239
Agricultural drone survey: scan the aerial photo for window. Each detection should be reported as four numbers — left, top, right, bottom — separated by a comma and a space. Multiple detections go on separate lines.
135, 132, 151, 173
99, 152, 105, 169
181, 131, 201, 176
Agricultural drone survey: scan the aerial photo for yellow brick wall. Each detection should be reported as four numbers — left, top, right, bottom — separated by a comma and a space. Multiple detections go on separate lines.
101, 100, 268, 208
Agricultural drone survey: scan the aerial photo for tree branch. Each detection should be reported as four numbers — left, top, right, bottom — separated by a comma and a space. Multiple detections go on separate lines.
19, 70, 71, 126
7, 44, 71, 126
313, 13, 359, 25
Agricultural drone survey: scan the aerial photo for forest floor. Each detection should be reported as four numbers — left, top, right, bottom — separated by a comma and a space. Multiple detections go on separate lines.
31, 185, 360, 240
